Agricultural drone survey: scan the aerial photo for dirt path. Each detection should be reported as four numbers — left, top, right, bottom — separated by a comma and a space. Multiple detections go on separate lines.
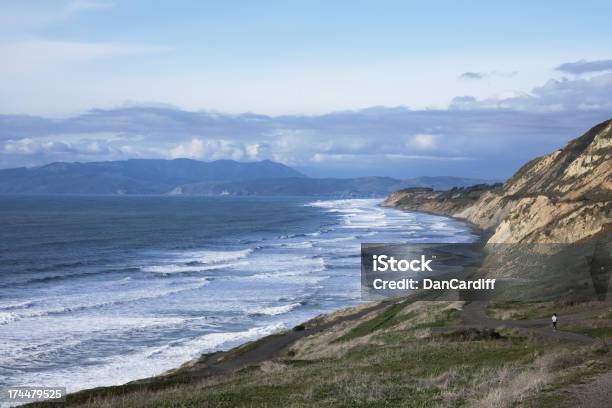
459, 301, 611, 408
460, 301, 598, 345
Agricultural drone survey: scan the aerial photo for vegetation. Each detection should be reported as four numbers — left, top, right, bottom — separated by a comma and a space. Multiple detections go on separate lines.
29, 299, 612, 408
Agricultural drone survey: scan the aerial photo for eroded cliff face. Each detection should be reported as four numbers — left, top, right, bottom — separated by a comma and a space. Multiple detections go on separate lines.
382, 120, 612, 244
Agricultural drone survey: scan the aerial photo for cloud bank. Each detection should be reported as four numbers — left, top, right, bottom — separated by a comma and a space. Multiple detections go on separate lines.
556, 59, 612, 75
1, 72, 611, 179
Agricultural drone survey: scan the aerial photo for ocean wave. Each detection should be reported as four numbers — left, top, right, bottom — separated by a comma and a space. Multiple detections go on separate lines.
306, 198, 380, 209
143, 261, 249, 274
307, 199, 393, 230
315, 235, 358, 243
142, 248, 254, 274
0, 300, 35, 311
0, 279, 210, 325
276, 241, 313, 249
179, 248, 253, 264
1, 267, 141, 289
0, 316, 188, 367
144, 322, 286, 360
279, 233, 306, 239
240, 272, 328, 285
0, 312, 19, 325
247, 302, 302, 316
3, 322, 287, 394
23, 259, 104, 273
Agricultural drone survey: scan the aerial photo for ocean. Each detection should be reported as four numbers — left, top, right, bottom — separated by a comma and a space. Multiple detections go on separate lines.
0, 196, 477, 392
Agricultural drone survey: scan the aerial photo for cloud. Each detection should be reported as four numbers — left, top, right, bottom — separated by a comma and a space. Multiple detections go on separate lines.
169, 138, 262, 161
408, 134, 437, 150
459, 72, 485, 80
459, 71, 517, 80
1, 72, 611, 178
450, 72, 612, 112
556, 59, 612, 75
2, 137, 118, 157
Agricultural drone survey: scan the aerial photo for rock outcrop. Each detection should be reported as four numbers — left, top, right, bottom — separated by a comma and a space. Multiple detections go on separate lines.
383, 119, 612, 244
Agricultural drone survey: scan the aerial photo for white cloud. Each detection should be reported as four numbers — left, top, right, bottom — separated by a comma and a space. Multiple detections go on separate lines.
2, 67, 611, 177
459, 71, 517, 80
450, 73, 612, 112
169, 138, 205, 159
408, 134, 437, 150
2, 137, 109, 155
169, 138, 263, 161
310, 152, 467, 162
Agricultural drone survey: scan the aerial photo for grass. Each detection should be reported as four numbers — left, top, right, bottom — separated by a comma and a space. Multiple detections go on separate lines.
413, 308, 460, 329
29, 300, 612, 408
486, 300, 612, 321
526, 343, 612, 407
55, 331, 538, 407
334, 299, 414, 342
562, 326, 612, 340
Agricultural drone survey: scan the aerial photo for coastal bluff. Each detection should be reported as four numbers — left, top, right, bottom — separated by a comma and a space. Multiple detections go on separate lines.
383, 119, 612, 244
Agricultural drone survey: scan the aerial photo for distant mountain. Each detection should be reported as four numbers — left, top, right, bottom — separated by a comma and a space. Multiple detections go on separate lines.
179, 176, 494, 197
0, 159, 305, 195
0, 158, 495, 196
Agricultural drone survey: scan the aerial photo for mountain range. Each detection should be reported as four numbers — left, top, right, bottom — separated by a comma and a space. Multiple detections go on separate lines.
0, 159, 494, 196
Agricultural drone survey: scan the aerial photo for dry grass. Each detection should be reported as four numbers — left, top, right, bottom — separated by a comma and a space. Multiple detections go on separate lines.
393, 301, 463, 331
487, 300, 612, 321
474, 367, 551, 408
534, 348, 585, 371
288, 309, 385, 360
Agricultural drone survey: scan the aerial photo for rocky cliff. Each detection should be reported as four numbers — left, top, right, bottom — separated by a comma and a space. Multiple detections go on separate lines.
383, 119, 612, 244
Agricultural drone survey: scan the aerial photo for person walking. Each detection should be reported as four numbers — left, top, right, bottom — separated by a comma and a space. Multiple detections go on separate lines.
552, 313, 558, 330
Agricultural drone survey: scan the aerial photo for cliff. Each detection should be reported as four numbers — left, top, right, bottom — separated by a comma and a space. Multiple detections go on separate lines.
383, 119, 612, 244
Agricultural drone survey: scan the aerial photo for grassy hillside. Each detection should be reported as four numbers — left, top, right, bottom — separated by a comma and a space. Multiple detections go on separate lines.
29, 299, 612, 407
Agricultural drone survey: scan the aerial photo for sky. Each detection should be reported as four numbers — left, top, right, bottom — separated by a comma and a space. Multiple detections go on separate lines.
1, 0, 612, 178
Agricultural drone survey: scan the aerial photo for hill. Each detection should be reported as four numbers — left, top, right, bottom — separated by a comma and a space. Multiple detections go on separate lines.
0, 158, 493, 196
0, 159, 305, 195
180, 176, 492, 197
383, 119, 612, 244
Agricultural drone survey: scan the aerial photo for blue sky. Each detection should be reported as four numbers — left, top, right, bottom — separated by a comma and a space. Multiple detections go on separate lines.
1, 0, 612, 178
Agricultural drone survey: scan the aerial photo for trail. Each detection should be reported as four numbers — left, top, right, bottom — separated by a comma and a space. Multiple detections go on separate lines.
460, 301, 599, 345
459, 301, 610, 408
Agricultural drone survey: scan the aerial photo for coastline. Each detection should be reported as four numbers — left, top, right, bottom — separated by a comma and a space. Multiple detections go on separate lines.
32, 299, 398, 407
378, 202, 490, 243
26, 205, 485, 406
24, 198, 612, 406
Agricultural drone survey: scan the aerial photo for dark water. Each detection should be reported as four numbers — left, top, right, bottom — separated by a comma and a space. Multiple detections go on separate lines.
0, 196, 477, 391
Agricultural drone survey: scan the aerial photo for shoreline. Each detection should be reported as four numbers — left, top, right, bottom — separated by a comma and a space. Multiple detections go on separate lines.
378, 202, 491, 243
25, 205, 485, 406
26, 299, 400, 407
